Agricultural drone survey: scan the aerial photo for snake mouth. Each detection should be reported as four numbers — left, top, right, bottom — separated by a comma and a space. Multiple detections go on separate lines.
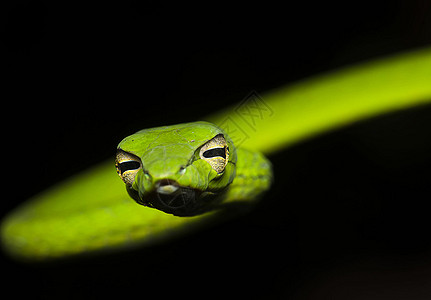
156, 179, 180, 195
143, 179, 199, 216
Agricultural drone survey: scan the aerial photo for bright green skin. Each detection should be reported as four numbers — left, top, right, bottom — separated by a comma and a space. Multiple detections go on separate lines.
2, 47, 431, 261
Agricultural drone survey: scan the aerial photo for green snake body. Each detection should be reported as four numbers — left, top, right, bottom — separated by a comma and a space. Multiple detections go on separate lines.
1, 123, 272, 259
2, 47, 431, 260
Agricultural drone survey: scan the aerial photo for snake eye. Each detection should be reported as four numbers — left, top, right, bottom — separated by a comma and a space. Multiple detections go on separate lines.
115, 149, 142, 187
199, 134, 229, 173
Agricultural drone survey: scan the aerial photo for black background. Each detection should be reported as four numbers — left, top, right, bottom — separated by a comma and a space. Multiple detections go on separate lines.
2, 1, 431, 299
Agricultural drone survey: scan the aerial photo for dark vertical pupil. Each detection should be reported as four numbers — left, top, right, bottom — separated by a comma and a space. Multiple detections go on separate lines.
119, 161, 141, 174
203, 148, 226, 159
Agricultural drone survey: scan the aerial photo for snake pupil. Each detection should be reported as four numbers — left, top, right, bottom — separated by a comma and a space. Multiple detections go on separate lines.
202, 148, 226, 159
118, 161, 141, 174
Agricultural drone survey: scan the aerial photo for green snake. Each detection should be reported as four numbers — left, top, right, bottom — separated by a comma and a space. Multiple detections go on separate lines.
115, 121, 271, 217
2, 47, 431, 261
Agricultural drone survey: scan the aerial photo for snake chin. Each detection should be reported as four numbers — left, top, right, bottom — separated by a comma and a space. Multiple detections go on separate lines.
156, 188, 195, 214
142, 187, 201, 216
127, 179, 222, 216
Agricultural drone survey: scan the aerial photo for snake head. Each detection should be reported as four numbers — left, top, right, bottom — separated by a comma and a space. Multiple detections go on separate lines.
115, 122, 236, 216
